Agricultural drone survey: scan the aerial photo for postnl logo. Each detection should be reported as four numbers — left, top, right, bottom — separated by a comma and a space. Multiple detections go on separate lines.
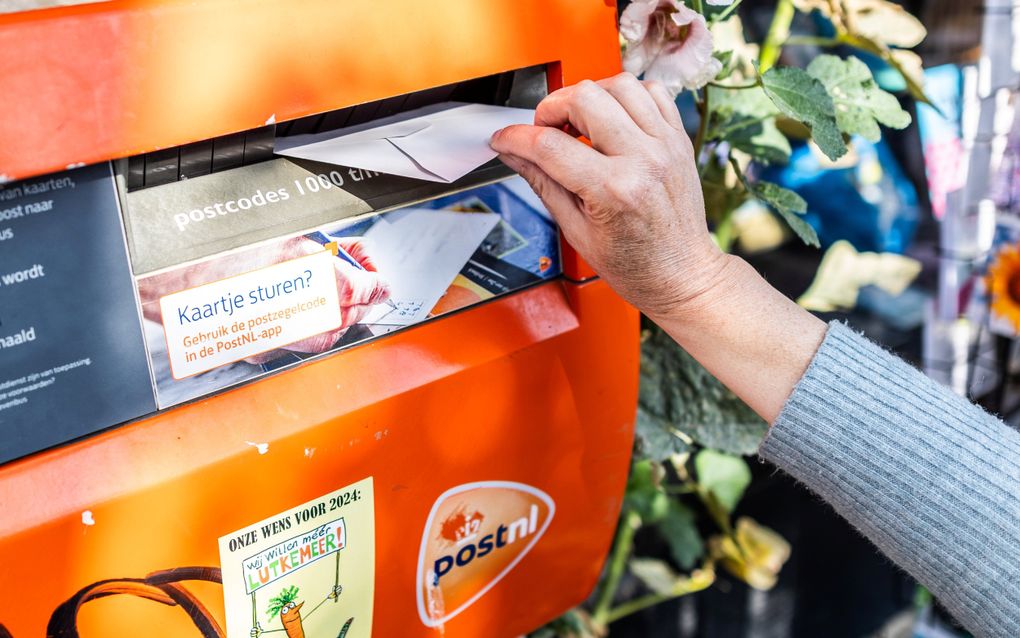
416, 481, 555, 626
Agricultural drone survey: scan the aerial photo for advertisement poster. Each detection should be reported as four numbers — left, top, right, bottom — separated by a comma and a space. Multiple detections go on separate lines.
138, 177, 561, 407
0, 163, 156, 463
157, 249, 344, 379
218, 477, 375, 638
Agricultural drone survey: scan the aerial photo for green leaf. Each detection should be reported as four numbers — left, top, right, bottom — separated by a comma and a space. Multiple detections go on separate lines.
638, 323, 767, 457
629, 558, 682, 596
708, 85, 790, 165
625, 459, 670, 524
635, 408, 692, 462
761, 66, 847, 161
709, 84, 780, 118
751, 181, 820, 248
695, 449, 752, 513
691, 421, 772, 455
713, 50, 735, 78
723, 116, 792, 165
806, 55, 910, 141
658, 500, 704, 570
838, 33, 935, 108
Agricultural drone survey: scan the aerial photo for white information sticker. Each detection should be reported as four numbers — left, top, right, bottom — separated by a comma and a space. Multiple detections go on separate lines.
159, 250, 341, 379
218, 478, 375, 638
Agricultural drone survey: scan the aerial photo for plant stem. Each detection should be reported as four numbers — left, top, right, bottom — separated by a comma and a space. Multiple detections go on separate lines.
591, 509, 641, 628
729, 155, 749, 189
707, 80, 760, 90
784, 35, 842, 47
693, 88, 711, 162
605, 565, 717, 624
605, 590, 679, 625
691, 0, 704, 14
607, 592, 680, 624
758, 0, 795, 72
711, 0, 745, 23
665, 484, 699, 495
700, 487, 734, 535
714, 213, 736, 253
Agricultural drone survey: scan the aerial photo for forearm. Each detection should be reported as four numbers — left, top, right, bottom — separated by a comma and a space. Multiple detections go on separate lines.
647, 253, 827, 424
653, 254, 1020, 635
761, 322, 1020, 636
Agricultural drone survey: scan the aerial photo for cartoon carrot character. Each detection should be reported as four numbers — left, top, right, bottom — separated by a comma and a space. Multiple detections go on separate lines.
267, 586, 305, 638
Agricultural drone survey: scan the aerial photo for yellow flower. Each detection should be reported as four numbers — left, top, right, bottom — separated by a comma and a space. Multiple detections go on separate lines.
709, 517, 791, 590
987, 244, 1020, 333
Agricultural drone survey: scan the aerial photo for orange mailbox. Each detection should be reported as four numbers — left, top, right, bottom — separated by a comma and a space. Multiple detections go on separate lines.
0, 2, 638, 637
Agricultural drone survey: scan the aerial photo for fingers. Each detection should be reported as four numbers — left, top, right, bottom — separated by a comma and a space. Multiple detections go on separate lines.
491, 125, 606, 197
534, 80, 646, 154
642, 80, 685, 131
340, 302, 374, 329
336, 237, 378, 272
335, 262, 391, 307
597, 73, 671, 136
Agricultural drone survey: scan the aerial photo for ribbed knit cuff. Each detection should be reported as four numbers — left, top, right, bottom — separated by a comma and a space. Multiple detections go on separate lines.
760, 322, 1020, 637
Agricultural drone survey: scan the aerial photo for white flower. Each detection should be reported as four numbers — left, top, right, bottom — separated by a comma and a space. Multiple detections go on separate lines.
621, 0, 723, 95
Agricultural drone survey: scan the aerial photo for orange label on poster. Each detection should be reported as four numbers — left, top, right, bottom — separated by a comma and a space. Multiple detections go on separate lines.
416, 481, 555, 627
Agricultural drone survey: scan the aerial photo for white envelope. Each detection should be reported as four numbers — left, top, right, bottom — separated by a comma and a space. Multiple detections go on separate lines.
274, 102, 536, 183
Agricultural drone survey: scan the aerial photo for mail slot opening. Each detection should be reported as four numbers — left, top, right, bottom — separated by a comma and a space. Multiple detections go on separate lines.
119, 63, 562, 409
124, 63, 550, 193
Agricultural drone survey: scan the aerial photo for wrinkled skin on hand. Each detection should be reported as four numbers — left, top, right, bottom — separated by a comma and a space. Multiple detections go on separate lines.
138, 236, 391, 365
489, 73, 727, 321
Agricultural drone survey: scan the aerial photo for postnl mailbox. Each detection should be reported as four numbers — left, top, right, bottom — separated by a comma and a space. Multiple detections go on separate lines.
0, 2, 639, 637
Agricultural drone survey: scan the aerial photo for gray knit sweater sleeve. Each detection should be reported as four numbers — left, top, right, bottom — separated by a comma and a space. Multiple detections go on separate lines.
759, 322, 1020, 637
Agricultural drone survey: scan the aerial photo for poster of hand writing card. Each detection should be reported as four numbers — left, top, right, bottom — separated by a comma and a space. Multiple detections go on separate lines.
218, 477, 375, 638
136, 177, 560, 408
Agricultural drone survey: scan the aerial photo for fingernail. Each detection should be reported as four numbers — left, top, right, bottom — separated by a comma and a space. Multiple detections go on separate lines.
489, 128, 505, 146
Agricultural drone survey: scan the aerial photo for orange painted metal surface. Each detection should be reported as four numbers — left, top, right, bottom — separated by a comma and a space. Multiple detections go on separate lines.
0, 280, 639, 637
0, 1, 635, 635
0, 0, 622, 182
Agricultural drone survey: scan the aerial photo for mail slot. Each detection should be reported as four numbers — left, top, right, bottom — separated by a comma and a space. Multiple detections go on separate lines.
0, 2, 638, 637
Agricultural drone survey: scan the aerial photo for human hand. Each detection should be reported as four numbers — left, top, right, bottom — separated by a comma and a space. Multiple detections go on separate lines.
243, 237, 390, 363
490, 73, 730, 321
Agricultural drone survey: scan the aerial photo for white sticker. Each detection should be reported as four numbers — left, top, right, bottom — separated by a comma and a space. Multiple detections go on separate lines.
159, 250, 341, 379
218, 477, 375, 638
